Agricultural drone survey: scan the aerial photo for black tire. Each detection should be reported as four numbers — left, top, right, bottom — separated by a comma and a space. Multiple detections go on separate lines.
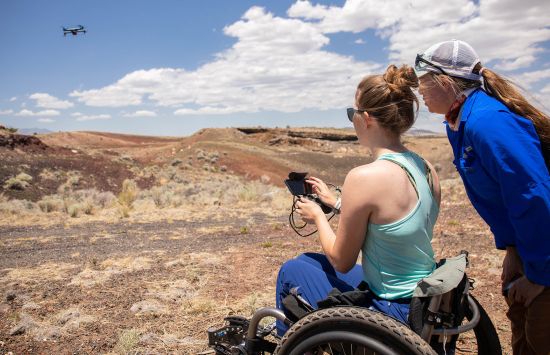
463, 295, 502, 355
275, 306, 436, 355
409, 295, 502, 354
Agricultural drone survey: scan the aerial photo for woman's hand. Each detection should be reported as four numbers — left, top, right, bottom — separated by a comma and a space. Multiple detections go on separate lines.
295, 196, 324, 224
508, 276, 545, 307
306, 177, 337, 208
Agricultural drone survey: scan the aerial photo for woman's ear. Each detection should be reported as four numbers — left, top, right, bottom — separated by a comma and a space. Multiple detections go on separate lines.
363, 111, 373, 127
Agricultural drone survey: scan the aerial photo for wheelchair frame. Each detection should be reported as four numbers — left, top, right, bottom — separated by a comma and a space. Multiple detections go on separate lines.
207, 253, 500, 354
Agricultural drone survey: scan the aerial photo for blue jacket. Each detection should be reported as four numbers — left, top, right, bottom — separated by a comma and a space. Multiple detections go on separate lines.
447, 89, 550, 286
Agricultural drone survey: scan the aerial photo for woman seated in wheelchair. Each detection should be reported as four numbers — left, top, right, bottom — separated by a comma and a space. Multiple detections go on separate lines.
276, 64, 441, 335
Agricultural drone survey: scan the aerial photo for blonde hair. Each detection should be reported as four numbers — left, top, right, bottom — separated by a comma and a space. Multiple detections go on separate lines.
429, 65, 550, 169
356, 64, 419, 135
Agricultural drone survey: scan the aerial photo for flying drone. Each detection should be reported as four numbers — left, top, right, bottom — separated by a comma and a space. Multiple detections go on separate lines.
63, 25, 86, 36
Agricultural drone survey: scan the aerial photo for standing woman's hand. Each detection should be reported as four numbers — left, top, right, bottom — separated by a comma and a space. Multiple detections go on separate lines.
508, 276, 545, 307
501, 247, 524, 288
306, 177, 337, 208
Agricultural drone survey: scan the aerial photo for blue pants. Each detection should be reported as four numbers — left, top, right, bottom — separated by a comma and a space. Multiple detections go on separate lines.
275, 253, 411, 335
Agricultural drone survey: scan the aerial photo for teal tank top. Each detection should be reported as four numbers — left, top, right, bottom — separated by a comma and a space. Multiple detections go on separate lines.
362, 151, 438, 299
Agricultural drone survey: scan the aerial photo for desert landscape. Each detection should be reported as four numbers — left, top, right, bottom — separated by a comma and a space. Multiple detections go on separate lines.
0, 125, 511, 354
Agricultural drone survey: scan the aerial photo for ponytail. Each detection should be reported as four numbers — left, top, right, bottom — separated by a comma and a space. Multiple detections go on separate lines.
480, 68, 550, 170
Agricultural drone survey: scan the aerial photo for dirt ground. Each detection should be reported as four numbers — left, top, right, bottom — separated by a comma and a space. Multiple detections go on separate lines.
0, 200, 511, 354
0, 128, 513, 354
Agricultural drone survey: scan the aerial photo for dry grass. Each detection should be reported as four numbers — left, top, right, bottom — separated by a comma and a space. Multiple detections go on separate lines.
69, 256, 152, 287
0, 167, 291, 228
1, 262, 77, 284
113, 328, 140, 354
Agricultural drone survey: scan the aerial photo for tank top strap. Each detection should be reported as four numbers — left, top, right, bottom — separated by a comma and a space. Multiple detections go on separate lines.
376, 151, 433, 200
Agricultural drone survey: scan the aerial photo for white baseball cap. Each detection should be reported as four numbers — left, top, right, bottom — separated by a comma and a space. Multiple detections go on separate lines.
415, 39, 482, 81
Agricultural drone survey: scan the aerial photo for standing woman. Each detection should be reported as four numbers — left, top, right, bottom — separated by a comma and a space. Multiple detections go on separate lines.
415, 39, 550, 354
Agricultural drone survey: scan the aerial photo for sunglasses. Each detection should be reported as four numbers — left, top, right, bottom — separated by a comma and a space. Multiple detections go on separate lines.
415, 54, 449, 76
346, 107, 367, 122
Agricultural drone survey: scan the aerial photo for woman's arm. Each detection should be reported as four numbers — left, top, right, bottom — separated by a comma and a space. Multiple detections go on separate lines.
469, 111, 550, 287
297, 167, 373, 273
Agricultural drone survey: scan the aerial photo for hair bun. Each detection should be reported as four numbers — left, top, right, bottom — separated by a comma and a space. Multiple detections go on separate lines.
383, 64, 419, 90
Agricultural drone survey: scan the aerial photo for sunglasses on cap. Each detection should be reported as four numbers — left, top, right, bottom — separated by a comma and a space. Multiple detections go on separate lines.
415, 54, 449, 76
346, 107, 367, 122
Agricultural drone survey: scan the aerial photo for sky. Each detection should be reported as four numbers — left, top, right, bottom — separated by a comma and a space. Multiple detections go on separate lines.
1, 0, 550, 136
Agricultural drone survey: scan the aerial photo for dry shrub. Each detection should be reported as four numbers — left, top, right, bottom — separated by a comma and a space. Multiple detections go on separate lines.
37, 189, 114, 217
57, 172, 82, 194
38, 168, 63, 180
114, 329, 140, 354
0, 199, 37, 214
118, 179, 138, 207
117, 179, 138, 218
3, 172, 33, 190
37, 196, 64, 213
145, 183, 185, 208
67, 203, 83, 218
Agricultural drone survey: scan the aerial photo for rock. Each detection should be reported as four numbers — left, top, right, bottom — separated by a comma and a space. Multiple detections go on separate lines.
220, 165, 227, 172
130, 300, 165, 315
171, 158, 183, 167
5, 290, 16, 302
260, 175, 271, 184
22, 302, 40, 311
33, 326, 62, 341
58, 308, 80, 325
9, 314, 37, 336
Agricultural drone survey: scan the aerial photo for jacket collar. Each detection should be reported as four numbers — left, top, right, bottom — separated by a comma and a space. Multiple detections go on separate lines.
458, 88, 483, 124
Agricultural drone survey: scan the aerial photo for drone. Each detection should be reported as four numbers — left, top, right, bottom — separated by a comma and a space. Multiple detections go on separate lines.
63, 25, 86, 36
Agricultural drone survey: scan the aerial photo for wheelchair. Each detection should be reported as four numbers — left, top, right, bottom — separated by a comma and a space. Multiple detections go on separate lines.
206, 252, 502, 355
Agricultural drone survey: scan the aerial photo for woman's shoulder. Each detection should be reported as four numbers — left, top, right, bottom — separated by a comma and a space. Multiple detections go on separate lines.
346, 159, 406, 187
467, 90, 512, 123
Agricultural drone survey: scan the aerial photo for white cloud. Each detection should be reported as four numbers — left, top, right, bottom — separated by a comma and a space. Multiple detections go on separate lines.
68, 6, 380, 113
0, 109, 13, 115
355, 38, 365, 44
289, 0, 550, 71
513, 68, 550, 88
16, 109, 60, 117
37, 118, 55, 123
63, 1, 550, 117
534, 84, 550, 112
29, 93, 74, 109
9, 97, 17, 102
123, 110, 157, 117
75, 114, 111, 121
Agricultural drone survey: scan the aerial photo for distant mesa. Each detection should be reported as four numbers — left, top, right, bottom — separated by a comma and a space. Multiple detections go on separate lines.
18, 128, 53, 135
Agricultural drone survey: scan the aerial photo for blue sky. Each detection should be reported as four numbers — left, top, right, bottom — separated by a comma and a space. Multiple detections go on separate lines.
1, 0, 549, 136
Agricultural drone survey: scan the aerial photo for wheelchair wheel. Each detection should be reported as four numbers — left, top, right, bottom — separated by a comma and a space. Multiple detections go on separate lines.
409, 294, 502, 354
275, 307, 436, 355
459, 295, 502, 355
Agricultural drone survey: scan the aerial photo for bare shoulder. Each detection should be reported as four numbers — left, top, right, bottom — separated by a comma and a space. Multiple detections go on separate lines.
343, 161, 399, 199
